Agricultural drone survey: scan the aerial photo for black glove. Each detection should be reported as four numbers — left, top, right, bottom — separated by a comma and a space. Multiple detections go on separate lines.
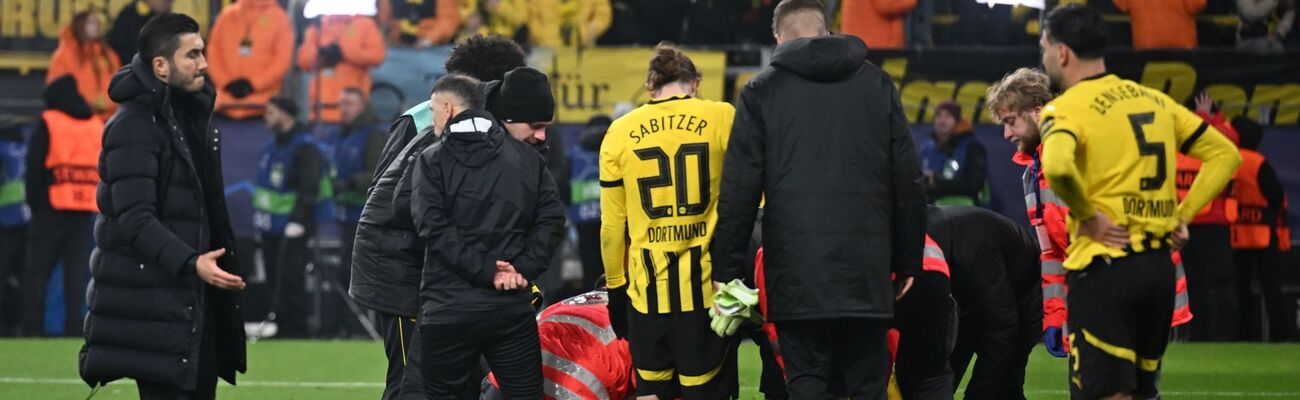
606, 287, 629, 339
318, 44, 343, 68
224, 79, 253, 99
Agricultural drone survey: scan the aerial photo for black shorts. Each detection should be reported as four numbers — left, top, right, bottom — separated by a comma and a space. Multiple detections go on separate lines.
1066, 249, 1175, 399
627, 309, 737, 399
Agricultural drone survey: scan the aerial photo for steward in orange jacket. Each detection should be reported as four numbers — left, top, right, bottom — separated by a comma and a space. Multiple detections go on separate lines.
296, 15, 386, 123
840, 0, 916, 49
377, 0, 461, 46
1114, 0, 1206, 49
207, 0, 294, 120
47, 11, 121, 120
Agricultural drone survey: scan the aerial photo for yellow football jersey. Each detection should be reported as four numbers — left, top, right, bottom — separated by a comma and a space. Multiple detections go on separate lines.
1040, 74, 1236, 270
599, 95, 736, 314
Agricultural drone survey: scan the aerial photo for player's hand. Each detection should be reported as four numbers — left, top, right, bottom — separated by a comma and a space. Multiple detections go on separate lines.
606, 286, 630, 339
893, 276, 915, 301
1078, 211, 1130, 248
1194, 91, 1214, 115
1171, 221, 1190, 250
1044, 327, 1068, 358
195, 248, 245, 291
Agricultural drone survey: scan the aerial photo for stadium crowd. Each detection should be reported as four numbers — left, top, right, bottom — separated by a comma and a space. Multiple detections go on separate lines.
0, 0, 1294, 399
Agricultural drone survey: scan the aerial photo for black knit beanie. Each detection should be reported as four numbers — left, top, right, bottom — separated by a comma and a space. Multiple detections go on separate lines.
490, 67, 555, 123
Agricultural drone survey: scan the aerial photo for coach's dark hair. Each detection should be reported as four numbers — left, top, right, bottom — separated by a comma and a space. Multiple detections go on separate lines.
1044, 3, 1107, 59
772, 0, 826, 35
137, 13, 200, 61
647, 42, 699, 91
445, 35, 527, 83
431, 74, 486, 109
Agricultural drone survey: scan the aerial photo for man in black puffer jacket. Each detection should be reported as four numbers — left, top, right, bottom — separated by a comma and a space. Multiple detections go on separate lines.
412, 74, 565, 399
80, 14, 246, 399
710, 1, 925, 398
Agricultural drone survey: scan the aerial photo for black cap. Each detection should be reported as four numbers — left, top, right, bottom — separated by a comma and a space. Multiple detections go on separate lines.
267, 96, 299, 119
490, 67, 555, 123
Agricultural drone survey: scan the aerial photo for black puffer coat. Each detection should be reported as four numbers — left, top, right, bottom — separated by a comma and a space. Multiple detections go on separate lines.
80, 55, 245, 390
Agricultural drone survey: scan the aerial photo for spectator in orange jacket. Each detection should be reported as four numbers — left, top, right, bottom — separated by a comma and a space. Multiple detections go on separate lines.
296, 15, 386, 123
377, 0, 462, 46
1114, 0, 1206, 49
840, 0, 916, 49
207, 0, 294, 120
47, 10, 121, 120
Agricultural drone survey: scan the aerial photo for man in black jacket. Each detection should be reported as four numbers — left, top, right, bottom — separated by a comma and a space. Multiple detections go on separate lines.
349, 35, 527, 400
710, 0, 926, 398
926, 205, 1041, 400
80, 14, 246, 399
411, 74, 565, 399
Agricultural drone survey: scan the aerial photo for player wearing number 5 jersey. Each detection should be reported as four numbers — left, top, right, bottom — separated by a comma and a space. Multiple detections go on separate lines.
599, 43, 737, 399
1037, 5, 1241, 400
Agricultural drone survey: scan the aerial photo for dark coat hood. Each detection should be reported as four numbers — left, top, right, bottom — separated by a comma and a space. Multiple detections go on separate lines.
770, 35, 870, 83
443, 109, 505, 168
44, 75, 94, 119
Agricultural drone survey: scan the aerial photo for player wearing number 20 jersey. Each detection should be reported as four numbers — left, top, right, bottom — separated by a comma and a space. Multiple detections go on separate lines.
598, 45, 736, 399
599, 94, 735, 315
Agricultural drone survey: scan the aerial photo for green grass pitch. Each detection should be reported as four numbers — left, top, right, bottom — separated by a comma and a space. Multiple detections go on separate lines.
1, 339, 1297, 399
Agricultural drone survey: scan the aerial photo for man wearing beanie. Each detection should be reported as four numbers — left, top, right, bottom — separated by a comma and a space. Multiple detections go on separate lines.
249, 97, 324, 338
487, 67, 556, 148
411, 73, 565, 398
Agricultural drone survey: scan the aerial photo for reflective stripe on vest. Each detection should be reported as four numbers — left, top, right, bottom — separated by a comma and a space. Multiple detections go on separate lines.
540, 314, 616, 346
42, 110, 103, 212
541, 349, 611, 400
1231, 150, 1290, 250
922, 235, 950, 277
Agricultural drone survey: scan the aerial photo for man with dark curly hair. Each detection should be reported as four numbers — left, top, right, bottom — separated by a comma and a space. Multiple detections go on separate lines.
348, 34, 526, 400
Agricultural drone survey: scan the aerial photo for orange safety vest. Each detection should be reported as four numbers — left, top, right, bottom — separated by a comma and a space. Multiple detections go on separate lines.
42, 110, 102, 212
1232, 150, 1291, 251
1176, 154, 1237, 225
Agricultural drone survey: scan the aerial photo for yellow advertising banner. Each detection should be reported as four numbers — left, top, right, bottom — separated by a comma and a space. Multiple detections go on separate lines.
0, 0, 216, 74
542, 47, 726, 124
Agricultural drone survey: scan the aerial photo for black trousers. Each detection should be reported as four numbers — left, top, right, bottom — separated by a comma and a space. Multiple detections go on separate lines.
261, 234, 310, 338
420, 311, 541, 400
21, 210, 92, 336
893, 272, 955, 400
1066, 250, 1174, 400
1180, 225, 1236, 341
774, 318, 889, 400
376, 312, 425, 400
576, 221, 602, 291
1235, 249, 1293, 341
137, 305, 217, 400
0, 225, 25, 336
321, 222, 360, 336
949, 293, 1040, 400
